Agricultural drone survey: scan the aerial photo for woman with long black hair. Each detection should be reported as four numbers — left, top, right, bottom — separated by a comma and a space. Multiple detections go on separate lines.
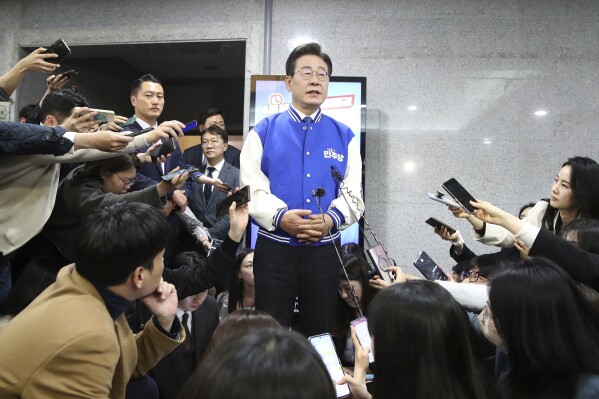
454, 156, 599, 246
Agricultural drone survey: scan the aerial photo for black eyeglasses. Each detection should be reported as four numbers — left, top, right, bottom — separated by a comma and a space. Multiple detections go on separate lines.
293, 67, 329, 82
116, 174, 137, 187
464, 270, 485, 283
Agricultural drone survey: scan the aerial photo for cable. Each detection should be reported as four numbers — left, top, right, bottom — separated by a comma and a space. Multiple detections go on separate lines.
312, 187, 363, 317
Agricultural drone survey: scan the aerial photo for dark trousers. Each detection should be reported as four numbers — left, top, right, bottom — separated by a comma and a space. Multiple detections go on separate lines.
254, 236, 341, 337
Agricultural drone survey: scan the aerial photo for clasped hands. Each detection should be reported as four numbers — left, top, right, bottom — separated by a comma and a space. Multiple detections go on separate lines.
280, 209, 333, 243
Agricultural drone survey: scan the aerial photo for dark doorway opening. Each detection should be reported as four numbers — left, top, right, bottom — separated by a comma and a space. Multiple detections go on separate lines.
19, 40, 246, 135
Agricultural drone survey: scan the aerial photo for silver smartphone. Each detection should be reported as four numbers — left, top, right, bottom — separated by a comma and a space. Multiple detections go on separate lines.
308, 333, 351, 398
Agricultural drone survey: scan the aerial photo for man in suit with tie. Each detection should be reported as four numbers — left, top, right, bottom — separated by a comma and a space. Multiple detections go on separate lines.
123, 74, 223, 264
140, 252, 219, 399
183, 108, 241, 169
189, 125, 240, 244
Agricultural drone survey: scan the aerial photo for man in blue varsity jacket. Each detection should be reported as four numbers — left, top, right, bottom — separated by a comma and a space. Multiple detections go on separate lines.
240, 42, 364, 336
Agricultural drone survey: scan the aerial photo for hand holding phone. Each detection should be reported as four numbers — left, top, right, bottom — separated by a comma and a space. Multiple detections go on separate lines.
442, 178, 477, 214
161, 167, 198, 181
150, 138, 176, 162
350, 317, 375, 363
43, 39, 71, 64
413, 251, 449, 281
88, 108, 115, 124
365, 244, 395, 284
308, 334, 351, 398
215, 185, 251, 219
59, 70, 78, 80
425, 217, 456, 235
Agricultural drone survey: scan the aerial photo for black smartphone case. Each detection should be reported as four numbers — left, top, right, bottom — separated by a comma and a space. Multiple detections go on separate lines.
44, 39, 71, 63
215, 186, 250, 219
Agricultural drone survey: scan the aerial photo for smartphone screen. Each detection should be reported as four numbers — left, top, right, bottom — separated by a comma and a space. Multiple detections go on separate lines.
413, 251, 448, 281
350, 317, 374, 363
308, 333, 351, 398
425, 217, 456, 235
182, 120, 198, 133
442, 178, 476, 214
365, 244, 395, 284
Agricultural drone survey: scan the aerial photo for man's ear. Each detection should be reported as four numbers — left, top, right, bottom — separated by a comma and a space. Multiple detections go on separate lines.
44, 115, 58, 127
223, 142, 228, 152
284, 76, 292, 92
130, 95, 137, 107
131, 266, 145, 290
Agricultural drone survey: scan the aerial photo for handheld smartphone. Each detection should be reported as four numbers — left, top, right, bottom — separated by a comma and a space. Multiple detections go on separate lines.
161, 167, 199, 181
58, 70, 78, 80
427, 191, 459, 208
182, 120, 198, 133
125, 126, 153, 137
150, 138, 176, 161
207, 238, 223, 257
89, 108, 115, 124
350, 317, 375, 363
365, 244, 395, 284
308, 333, 351, 398
442, 178, 477, 214
215, 185, 251, 219
413, 250, 448, 281
43, 39, 71, 63
425, 217, 456, 235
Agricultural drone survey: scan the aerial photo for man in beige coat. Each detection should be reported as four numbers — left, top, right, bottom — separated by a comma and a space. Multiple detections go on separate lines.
0, 202, 186, 398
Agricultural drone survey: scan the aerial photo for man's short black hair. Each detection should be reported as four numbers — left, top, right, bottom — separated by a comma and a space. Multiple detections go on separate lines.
75, 202, 170, 286
199, 108, 225, 126
18, 103, 36, 121
285, 42, 332, 77
40, 89, 89, 124
130, 74, 162, 96
202, 125, 228, 144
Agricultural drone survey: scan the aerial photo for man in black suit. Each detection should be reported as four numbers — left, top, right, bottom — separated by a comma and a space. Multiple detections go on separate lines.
183, 108, 241, 169
129, 253, 220, 399
150, 287, 218, 399
189, 125, 240, 244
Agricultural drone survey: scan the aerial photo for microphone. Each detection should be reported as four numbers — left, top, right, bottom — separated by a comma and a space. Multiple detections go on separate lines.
330, 166, 343, 182
312, 187, 326, 198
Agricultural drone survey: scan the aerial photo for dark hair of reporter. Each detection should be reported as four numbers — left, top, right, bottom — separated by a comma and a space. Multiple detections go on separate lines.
333, 254, 376, 337
285, 42, 333, 76
227, 248, 254, 314
518, 202, 536, 219
203, 124, 229, 144
75, 202, 170, 286
542, 156, 599, 232
40, 89, 89, 123
18, 103, 36, 121
203, 309, 281, 357
199, 107, 225, 126
182, 328, 336, 399
130, 73, 162, 96
560, 218, 599, 311
73, 154, 140, 181
561, 218, 599, 255
489, 257, 599, 398
469, 252, 502, 279
367, 281, 489, 399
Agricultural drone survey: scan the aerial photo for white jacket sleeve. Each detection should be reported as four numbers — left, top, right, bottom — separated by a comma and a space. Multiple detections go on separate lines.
240, 129, 287, 231
472, 200, 548, 247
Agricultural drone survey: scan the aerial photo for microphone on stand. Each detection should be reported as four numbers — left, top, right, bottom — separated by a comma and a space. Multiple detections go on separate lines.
312, 186, 363, 316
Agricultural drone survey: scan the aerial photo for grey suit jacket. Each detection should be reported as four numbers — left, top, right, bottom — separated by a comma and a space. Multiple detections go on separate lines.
189, 162, 240, 240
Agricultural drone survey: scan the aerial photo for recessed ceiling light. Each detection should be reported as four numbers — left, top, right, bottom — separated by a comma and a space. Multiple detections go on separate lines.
407, 105, 418, 111
483, 139, 492, 145
534, 110, 548, 117
403, 161, 416, 172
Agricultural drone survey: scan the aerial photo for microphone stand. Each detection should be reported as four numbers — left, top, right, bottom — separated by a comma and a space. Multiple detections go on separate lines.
312, 188, 363, 317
